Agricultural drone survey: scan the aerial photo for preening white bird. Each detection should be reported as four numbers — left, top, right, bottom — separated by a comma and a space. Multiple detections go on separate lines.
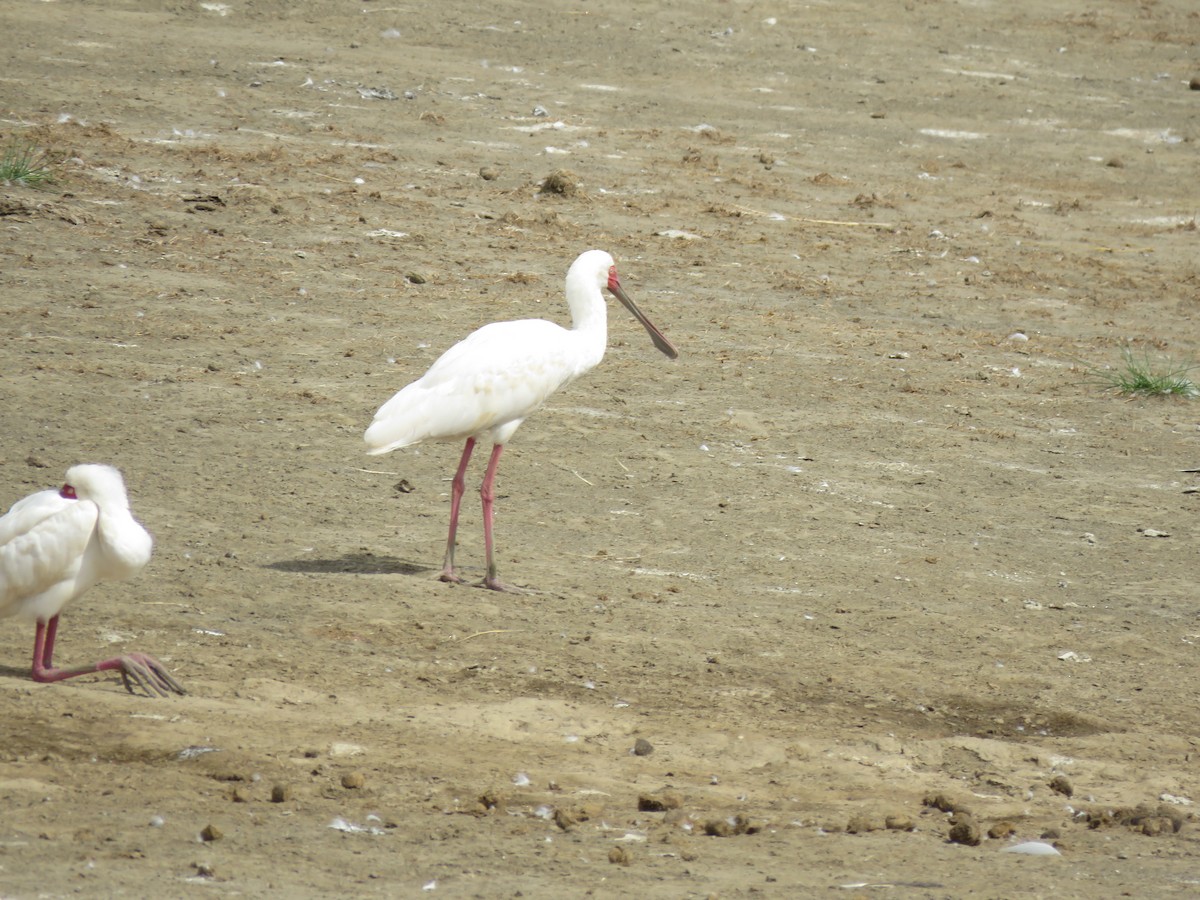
365, 249, 678, 591
0, 464, 183, 696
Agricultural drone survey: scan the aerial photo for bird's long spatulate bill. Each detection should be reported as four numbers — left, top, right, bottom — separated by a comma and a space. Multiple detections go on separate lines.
609, 283, 679, 359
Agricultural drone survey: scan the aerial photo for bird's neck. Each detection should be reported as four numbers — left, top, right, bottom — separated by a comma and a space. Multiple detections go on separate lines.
567, 286, 608, 337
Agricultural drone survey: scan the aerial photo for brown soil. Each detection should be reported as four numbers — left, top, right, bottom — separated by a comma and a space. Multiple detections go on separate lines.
3, 1, 1200, 896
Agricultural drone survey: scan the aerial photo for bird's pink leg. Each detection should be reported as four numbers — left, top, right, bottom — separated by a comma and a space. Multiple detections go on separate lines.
30, 615, 184, 697
440, 437, 476, 584
478, 442, 516, 592
33, 616, 57, 672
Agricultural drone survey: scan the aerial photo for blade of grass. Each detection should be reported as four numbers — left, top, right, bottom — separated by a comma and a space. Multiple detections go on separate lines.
1094, 347, 1199, 398
0, 139, 59, 188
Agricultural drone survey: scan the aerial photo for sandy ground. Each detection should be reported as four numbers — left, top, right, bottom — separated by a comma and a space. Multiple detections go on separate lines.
2, 0, 1200, 896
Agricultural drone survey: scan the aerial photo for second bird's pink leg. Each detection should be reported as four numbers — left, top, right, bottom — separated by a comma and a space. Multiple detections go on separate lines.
479, 442, 513, 592
34, 616, 58, 673
440, 437, 477, 583
31, 616, 184, 697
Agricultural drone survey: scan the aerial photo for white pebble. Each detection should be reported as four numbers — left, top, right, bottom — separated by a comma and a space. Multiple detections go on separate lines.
1002, 841, 1061, 856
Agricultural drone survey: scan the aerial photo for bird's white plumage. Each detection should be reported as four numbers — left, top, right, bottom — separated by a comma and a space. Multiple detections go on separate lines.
362, 249, 676, 590
365, 250, 617, 455
0, 464, 152, 624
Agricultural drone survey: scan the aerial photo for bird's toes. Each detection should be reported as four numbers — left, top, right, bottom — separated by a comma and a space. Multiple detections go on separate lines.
475, 577, 527, 594
120, 654, 185, 697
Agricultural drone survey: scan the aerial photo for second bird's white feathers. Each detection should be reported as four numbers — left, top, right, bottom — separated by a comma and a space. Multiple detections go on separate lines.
0, 464, 153, 624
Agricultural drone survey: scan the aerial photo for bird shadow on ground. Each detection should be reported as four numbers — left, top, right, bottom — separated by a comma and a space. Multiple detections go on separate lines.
266, 552, 432, 576
0, 663, 31, 682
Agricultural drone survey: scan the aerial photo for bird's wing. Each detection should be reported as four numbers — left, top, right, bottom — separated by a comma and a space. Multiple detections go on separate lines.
366, 320, 582, 452
0, 489, 72, 547
0, 497, 98, 614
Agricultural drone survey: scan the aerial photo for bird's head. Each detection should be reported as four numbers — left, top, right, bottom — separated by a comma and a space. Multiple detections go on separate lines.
61, 464, 132, 509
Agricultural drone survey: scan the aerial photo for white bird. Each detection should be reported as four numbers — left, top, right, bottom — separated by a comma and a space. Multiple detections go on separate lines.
0, 464, 183, 696
365, 249, 678, 590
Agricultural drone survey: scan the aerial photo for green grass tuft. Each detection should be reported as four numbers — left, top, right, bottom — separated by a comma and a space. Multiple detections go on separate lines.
0, 139, 59, 187
1096, 347, 1199, 398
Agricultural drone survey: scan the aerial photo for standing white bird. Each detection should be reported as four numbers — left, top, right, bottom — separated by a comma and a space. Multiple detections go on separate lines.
365, 249, 678, 591
0, 464, 183, 696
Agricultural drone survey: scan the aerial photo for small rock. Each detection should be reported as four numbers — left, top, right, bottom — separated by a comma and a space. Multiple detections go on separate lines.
341, 772, 365, 789
231, 786, 252, 803
193, 862, 216, 878
1190, 76, 1200, 91
200, 824, 223, 842
405, 272, 426, 285
479, 166, 499, 181
885, 814, 915, 831
270, 784, 293, 803
1049, 775, 1074, 798
1041, 828, 1061, 840
632, 738, 655, 757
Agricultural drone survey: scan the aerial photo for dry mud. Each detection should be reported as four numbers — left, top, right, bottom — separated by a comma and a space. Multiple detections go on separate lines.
2, 1, 1200, 897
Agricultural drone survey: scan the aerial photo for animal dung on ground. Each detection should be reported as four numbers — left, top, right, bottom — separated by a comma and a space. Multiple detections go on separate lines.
538, 169, 579, 196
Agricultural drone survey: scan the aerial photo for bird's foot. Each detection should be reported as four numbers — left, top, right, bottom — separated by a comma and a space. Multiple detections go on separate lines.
116, 654, 185, 697
438, 570, 465, 585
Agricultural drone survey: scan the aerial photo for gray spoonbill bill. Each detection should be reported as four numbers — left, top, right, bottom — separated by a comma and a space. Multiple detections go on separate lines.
0, 464, 183, 696
364, 249, 678, 591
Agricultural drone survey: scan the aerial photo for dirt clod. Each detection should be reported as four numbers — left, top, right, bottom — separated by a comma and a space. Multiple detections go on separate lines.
948, 816, 981, 846
638, 790, 683, 812
923, 793, 970, 815
704, 815, 756, 837
987, 821, 1016, 840
1049, 776, 1073, 797
538, 169, 579, 197
846, 815, 879, 834
608, 846, 633, 866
